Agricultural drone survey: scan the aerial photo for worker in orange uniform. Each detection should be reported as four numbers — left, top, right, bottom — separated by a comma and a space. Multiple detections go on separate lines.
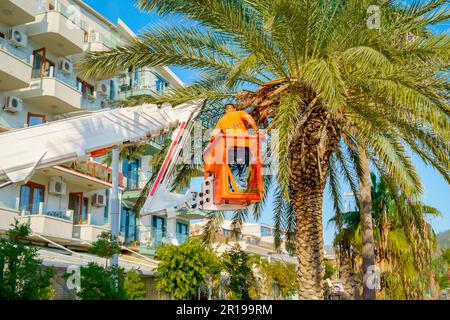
210, 104, 260, 192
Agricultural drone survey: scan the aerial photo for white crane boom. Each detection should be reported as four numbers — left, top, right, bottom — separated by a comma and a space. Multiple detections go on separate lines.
0, 101, 202, 186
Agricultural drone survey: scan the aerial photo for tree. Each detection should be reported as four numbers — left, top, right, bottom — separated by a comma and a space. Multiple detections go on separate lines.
253, 257, 299, 299
125, 268, 147, 300
74, 263, 127, 300
66, 231, 127, 300
0, 220, 54, 300
324, 261, 336, 280
79, 0, 450, 299
331, 174, 440, 299
90, 231, 121, 267
222, 244, 255, 300
154, 237, 221, 300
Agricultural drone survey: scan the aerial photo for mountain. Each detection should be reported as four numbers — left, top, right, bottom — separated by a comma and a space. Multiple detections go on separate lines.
437, 230, 450, 250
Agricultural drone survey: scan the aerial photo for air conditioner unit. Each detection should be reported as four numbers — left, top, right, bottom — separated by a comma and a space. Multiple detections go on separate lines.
7, 28, 27, 48
49, 177, 67, 196
92, 193, 106, 207
3, 96, 23, 113
59, 59, 73, 75
97, 82, 110, 97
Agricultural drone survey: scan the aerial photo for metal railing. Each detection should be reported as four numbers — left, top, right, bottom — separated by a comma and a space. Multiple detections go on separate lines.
0, 38, 33, 64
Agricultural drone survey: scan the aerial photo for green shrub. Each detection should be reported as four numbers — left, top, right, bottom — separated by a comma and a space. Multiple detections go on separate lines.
0, 220, 54, 300
155, 237, 221, 300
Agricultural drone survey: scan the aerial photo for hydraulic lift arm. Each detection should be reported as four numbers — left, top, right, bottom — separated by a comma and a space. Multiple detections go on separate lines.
0, 101, 203, 187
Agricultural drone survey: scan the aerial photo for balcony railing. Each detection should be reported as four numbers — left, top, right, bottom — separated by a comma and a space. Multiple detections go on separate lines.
132, 226, 189, 250
0, 38, 33, 64
118, 84, 171, 99
31, 67, 111, 112
20, 203, 73, 221
38, 0, 88, 31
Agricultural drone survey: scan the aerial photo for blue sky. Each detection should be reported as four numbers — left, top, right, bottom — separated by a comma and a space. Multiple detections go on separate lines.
84, 0, 450, 245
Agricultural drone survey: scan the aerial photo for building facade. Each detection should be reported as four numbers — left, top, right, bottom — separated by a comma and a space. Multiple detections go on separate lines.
0, 0, 195, 257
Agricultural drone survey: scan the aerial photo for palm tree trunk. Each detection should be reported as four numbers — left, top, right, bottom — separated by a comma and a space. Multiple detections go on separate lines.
358, 147, 376, 300
289, 108, 340, 300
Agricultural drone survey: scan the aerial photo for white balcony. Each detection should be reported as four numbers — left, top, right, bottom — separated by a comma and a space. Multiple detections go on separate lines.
18, 211, 74, 243
27, 10, 85, 56
0, 38, 32, 90
0, 0, 36, 26
73, 224, 110, 243
0, 207, 20, 232
19, 69, 83, 113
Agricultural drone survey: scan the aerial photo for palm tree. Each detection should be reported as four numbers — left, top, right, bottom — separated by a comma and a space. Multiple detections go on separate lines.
79, 0, 450, 299
331, 173, 439, 299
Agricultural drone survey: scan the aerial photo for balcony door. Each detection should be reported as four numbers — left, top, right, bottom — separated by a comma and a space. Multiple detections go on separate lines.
32, 48, 54, 79
19, 182, 45, 215
69, 192, 88, 224
152, 216, 166, 247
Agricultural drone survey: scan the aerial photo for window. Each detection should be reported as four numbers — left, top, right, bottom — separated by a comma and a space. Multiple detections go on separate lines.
103, 189, 110, 219
122, 158, 140, 190
69, 193, 88, 224
155, 75, 169, 92
27, 113, 46, 127
261, 226, 274, 237
176, 222, 189, 235
222, 228, 232, 236
32, 48, 55, 79
19, 182, 45, 214
152, 216, 166, 247
76, 77, 95, 96
121, 207, 136, 244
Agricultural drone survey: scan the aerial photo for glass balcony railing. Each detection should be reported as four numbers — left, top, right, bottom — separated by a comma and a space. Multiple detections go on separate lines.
19, 203, 73, 221
118, 84, 171, 99
132, 226, 189, 251
38, 0, 88, 31
0, 38, 33, 64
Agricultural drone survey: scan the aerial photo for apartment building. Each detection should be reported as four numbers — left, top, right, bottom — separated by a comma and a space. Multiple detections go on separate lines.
0, 0, 195, 257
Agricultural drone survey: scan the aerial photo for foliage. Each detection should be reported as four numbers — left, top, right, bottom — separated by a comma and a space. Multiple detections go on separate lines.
442, 248, 450, 264
90, 231, 121, 266
80, 0, 450, 298
69, 263, 127, 300
324, 261, 337, 280
252, 256, 299, 299
432, 258, 448, 290
124, 268, 147, 300
154, 237, 221, 300
0, 220, 54, 300
222, 244, 255, 300
331, 174, 440, 299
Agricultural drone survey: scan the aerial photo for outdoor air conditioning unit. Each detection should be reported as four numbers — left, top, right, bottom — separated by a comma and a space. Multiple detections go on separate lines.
97, 82, 110, 97
3, 96, 23, 113
59, 59, 74, 75
49, 177, 67, 196
6, 28, 27, 48
92, 193, 106, 207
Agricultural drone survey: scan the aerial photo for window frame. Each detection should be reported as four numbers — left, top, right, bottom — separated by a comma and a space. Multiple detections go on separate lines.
19, 182, 45, 214
27, 113, 46, 127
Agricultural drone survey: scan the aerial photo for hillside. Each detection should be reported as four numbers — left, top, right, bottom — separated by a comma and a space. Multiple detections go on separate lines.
437, 230, 450, 250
